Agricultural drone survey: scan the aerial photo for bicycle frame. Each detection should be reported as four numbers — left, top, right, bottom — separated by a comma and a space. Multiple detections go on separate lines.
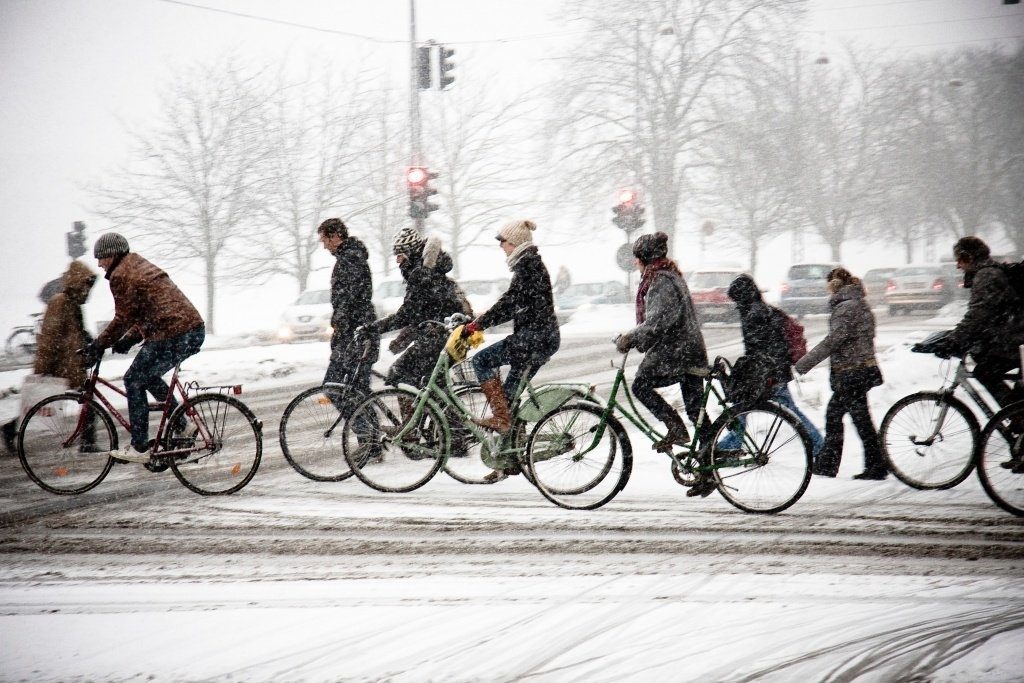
917, 357, 1012, 445
71, 358, 217, 458
573, 352, 769, 474
388, 327, 593, 467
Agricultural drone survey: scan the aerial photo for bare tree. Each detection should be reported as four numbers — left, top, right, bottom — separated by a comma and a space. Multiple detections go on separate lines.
236, 68, 381, 294
546, 0, 802, 244
421, 79, 539, 276
91, 56, 274, 332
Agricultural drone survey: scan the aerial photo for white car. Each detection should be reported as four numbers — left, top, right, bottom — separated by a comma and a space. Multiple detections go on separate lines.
277, 289, 332, 343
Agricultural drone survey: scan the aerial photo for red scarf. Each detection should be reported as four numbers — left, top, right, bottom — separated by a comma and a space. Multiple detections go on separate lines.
636, 258, 681, 323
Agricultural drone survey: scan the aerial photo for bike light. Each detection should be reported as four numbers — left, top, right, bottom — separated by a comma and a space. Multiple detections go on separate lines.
232, 385, 242, 395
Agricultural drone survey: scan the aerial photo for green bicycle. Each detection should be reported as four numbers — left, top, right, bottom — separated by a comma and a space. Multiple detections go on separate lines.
525, 351, 813, 513
341, 315, 609, 494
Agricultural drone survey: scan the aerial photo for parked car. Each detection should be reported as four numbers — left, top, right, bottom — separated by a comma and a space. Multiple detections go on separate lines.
555, 281, 630, 311
779, 262, 839, 317
687, 269, 746, 323
862, 267, 898, 307
374, 279, 406, 319
277, 289, 332, 343
884, 263, 964, 315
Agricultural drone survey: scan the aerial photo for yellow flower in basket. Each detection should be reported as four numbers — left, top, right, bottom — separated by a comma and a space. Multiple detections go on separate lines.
445, 325, 485, 362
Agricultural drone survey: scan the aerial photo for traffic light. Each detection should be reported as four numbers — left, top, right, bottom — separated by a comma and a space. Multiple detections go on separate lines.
612, 189, 644, 232
416, 46, 432, 89
406, 166, 439, 221
438, 45, 455, 89
66, 220, 86, 258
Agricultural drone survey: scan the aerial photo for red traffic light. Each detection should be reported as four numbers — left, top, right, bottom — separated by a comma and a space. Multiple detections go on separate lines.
617, 189, 637, 206
406, 166, 428, 186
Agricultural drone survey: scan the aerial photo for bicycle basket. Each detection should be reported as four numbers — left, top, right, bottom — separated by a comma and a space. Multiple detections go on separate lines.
450, 358, 479, 386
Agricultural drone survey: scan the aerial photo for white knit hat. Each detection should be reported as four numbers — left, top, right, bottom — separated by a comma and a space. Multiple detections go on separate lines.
496, 219, 537, 247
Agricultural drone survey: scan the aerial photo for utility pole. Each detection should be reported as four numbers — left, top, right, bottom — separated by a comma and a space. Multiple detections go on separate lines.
409, 0, 422, 168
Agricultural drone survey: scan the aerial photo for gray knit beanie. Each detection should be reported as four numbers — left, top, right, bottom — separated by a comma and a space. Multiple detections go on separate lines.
93, 232, 130, 259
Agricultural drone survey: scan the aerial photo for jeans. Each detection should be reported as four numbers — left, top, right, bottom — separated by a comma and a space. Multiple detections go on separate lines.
471, 337, 553, 399
718, 383, 824, 456
124, 326, 205, 449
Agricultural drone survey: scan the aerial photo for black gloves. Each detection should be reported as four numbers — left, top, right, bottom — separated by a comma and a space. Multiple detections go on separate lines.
111, 336, 139, 354
78, 342, 102, 365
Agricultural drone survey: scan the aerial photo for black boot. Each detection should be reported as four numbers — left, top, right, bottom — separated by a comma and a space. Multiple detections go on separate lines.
812, 451, 839, 478
2, 419, 16, 454
652, 413, 690, 453
853, 441, 888, 480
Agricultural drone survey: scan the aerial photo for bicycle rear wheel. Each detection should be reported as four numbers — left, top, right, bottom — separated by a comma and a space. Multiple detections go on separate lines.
5, 328, 36, 364
18, 393, 115, 495
977, 402, 1024, 517
526, 401, 632, 510
168, 394, 262, 495
342, 388, 447, 493
880, 392, 978, 490
279, 384, 364, 481
709, 402, 811, 514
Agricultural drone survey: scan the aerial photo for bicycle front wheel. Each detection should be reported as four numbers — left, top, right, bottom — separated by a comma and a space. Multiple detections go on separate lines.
342, 388, 447, 493
18, 393, 115, 495
168, 394, 263, 495
880, 392, 978, 490
279, 384, 365, 481
977, 402, 1024, 516
709, 402, 811, 514
526, 401, 632, 510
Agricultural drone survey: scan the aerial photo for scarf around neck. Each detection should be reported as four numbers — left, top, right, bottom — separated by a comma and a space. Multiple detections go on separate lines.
506, 242, 535, 270
636, 258, 681, 324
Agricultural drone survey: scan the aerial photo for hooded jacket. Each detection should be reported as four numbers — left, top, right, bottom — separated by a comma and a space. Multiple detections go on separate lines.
329, 236, 376, 343
727, 274, 792, 384
795, 283, 878, 376
375, 236, 464, 334
951, 258, 1024, 360
34, 260, 97, 387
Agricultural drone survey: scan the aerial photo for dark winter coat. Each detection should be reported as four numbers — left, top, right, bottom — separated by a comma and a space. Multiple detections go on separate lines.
95, 252, 204, 348
951, 258, 1024, 361
795, 283, 879, 379
626, 268, 708, 377
727, 274, 792, 384
476, 246, 561, 363
374, 236, 463, 336
34, 260, 96, 388
328, 237, 377, 345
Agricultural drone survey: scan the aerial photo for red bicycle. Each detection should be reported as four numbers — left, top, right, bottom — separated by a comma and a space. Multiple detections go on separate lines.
17, 352, 263, 495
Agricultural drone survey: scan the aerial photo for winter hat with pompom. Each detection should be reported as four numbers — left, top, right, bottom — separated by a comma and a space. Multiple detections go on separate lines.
496, 219, 537, 248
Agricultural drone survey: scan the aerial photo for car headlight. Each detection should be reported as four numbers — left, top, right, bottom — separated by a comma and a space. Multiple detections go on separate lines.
278, 326, 293, 339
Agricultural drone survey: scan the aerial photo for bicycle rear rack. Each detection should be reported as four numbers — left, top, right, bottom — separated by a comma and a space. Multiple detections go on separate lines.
184, 380, 243, 396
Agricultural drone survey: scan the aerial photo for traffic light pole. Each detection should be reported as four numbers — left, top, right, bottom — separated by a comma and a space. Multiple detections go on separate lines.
409, 1, 422, 174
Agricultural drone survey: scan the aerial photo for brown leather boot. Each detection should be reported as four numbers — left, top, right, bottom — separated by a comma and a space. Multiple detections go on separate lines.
473, 378, 511, 435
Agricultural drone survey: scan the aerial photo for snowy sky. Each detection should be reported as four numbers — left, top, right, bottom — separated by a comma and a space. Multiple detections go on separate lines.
1, 0, 1022, 337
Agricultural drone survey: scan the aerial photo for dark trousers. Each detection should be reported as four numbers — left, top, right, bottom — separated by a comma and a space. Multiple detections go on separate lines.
818, 367, 882, 473
387, 328, 447, 388
632, 370, 706, 439
124, 326, 205, 449
324, 332, 379, 415
973, 355, 1024, 411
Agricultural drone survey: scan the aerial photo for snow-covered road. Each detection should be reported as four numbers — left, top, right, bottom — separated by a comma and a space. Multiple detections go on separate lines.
1, 312, 1022, 681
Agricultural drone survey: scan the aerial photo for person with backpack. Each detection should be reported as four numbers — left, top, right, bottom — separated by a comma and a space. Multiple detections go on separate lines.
614, 232, 714, 497
717, 274, 824, 456
938, 236, 1024, 412
794, 267, 886, 480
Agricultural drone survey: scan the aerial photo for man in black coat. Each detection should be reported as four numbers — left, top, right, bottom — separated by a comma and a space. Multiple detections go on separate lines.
318, 218, 379, 409
948, 236, 1024, 410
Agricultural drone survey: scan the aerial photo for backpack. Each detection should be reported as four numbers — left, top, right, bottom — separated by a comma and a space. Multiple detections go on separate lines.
772, 307, 807, 365
1002, 260, 1024, 303
724, 355, 773, 408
